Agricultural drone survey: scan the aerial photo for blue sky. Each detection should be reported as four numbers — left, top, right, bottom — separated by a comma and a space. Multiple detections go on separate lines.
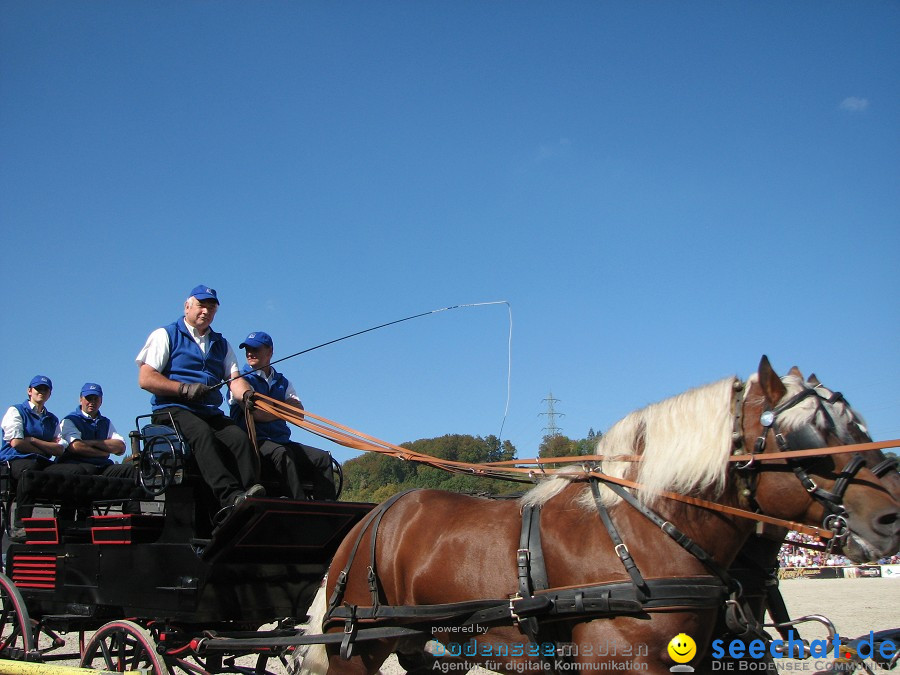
2, 2, 897, 465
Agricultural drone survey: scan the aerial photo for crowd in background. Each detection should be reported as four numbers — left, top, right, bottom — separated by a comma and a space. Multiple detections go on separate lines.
778, 530, 900, 568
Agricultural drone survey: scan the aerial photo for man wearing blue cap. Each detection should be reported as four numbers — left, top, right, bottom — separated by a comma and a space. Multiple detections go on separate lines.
136, 285, 263, 515
58, 383, 131, 473
53, 383, 135, 521
230, 331, 336, 500
1, 375, 66, 531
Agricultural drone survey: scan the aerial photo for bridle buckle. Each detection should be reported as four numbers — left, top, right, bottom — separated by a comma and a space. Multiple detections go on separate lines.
823, 514, 850, 552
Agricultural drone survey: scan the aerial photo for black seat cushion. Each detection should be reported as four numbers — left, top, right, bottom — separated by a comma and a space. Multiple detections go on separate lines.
21, 471, 144, 506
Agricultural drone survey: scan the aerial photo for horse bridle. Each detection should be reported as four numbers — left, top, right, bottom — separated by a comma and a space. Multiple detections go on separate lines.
740, 384, 896, 551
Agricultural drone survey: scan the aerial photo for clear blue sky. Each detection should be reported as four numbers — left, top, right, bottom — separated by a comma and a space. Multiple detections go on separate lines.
2, 2, 897, 464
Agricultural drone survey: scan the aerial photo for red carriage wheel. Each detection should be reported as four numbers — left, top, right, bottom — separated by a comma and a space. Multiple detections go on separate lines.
80, 619, 171, 673
0, 571, 36, 659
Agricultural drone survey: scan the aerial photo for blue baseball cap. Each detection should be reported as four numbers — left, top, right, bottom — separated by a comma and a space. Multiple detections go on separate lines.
190, 285, 219, 304
81, 382, 103, 398
29, 375, 52, 390
240, 331, 274, 350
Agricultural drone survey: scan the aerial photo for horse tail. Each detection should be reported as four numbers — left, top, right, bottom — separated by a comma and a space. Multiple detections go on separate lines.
291, 575, 330, 675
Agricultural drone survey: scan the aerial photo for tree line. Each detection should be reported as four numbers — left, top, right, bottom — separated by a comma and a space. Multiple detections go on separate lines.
339, 429, 601, 503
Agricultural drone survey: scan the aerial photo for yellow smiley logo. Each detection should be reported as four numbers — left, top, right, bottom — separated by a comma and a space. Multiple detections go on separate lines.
667, 633, 697, 664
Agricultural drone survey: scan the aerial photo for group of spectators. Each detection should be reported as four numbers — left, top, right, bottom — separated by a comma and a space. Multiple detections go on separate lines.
1, 284, 335, 538
777, 530, 900, 568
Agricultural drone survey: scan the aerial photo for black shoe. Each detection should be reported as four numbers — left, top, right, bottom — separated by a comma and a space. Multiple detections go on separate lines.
233, 483, 266, 507
211, 505, 233, 531
212, 485, 267, 534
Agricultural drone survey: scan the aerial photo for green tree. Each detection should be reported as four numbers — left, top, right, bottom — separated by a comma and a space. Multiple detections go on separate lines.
339, 434, 523, 502
538, 429, 603, 465
538, 434, 577, 459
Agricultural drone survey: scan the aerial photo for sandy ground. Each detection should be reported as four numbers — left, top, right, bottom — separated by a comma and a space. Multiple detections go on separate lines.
37, 576, 898, 673
768, 577, 900, 673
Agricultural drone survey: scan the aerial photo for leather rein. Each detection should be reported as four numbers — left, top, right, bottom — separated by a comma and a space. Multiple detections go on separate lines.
251, 389, 899, 544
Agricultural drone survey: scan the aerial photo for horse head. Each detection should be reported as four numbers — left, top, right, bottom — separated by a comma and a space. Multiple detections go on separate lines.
742, 356, 899, 563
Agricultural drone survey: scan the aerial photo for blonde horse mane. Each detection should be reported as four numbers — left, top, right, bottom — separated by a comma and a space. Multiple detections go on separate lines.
522, 376, 740, 510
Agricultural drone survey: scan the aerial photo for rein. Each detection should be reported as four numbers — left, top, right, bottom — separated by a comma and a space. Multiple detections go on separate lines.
251, 393, 897, 541
586, 471, 835, 539
251, 393, 899, 474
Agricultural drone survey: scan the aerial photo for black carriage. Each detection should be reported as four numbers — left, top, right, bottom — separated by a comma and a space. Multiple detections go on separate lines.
0, 413, 374, 673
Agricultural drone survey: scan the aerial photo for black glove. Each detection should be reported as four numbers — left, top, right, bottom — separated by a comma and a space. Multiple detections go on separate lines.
242, 388, 256, 412
179, 382, 212, 402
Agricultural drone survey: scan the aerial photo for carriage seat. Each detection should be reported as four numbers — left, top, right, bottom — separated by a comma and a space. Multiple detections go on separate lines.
19, 470, 145, 509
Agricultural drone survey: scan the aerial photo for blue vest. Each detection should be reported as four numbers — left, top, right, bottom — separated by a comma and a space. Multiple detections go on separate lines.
59, 409, 114, 466
229, 365, 292, 443
0, 402, 60, 462
151, 319, 228, 416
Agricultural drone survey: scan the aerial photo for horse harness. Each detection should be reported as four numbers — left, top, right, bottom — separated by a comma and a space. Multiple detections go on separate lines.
321, 381, 897, 666
322, 481, 755, 667
736, 384, 898, 551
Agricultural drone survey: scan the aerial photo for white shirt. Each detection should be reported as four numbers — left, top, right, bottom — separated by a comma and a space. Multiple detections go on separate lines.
135, 318, 240, 377
60, 409, 126, 445
1, 401, 67, 448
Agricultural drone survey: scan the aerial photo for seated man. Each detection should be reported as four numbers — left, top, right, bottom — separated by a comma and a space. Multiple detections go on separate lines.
1, 375, 66, 533
57, 382, 134, 478
54, 382, 138, 522
230, 331, 336, 500
136, 285, 263, 516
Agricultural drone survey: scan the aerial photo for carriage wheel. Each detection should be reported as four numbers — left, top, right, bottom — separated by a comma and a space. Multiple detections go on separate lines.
0, 571, 35, 659
80, 619, 171, 673
0, 572, 69, 661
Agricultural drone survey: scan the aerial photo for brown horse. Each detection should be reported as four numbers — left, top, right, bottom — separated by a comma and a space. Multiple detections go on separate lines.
296, 357, 899, 675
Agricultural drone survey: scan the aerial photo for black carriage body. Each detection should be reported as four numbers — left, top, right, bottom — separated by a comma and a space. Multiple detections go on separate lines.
6, 495, 373, 629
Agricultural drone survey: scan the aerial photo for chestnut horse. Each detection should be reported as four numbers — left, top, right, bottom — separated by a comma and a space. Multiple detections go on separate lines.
296, 357, 899, 675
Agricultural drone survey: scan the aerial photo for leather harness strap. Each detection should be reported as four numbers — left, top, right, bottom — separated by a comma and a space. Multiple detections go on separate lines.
327, 490, 415, 623
323, 576, 727, 632
589, 479, 648, 598
515, 505, 560, 671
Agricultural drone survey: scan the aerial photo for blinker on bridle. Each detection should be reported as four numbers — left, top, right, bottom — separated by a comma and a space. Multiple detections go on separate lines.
740, 384, 873, 552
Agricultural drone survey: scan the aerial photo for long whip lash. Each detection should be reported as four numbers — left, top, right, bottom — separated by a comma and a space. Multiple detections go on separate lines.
218, 300, 513, 445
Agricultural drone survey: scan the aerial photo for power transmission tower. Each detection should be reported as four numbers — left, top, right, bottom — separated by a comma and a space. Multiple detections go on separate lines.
540, 391, 564, 437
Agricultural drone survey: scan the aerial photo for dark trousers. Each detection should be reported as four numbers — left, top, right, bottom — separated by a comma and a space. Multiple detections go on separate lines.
10, 456, 53, 527
47, 460, 139, 520
154, 407, 259, 508
259, 440, 335, 500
